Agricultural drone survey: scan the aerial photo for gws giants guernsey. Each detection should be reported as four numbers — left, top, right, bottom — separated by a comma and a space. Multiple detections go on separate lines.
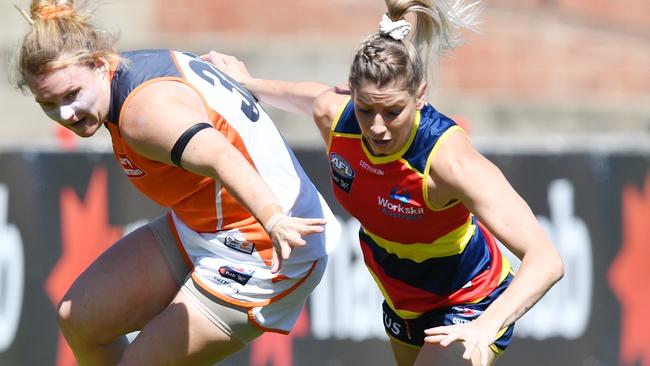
104, 50, 336, 297
328, 99, 511, 319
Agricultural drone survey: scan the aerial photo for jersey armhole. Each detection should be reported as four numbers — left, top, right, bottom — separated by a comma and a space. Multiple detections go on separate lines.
326, 97, 352, 154
422, 125, 466, 211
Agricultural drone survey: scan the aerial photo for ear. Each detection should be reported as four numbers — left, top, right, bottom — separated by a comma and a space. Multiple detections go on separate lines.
94, 56, 109, 77
416, 82, 427, 109
349, 83, 357, 100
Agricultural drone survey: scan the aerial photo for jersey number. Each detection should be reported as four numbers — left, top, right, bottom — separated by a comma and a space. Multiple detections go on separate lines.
188, 60, 260, 122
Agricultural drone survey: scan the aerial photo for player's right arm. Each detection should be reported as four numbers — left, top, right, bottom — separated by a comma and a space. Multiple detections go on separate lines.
202, 51, 348, 143
119, 80, 325, 272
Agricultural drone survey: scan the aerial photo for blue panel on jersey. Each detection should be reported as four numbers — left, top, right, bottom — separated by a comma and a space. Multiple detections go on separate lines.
359, 219, 491, 295
333, 100, 362, 134
402, 104, 458, 173
108, 49, 183, 124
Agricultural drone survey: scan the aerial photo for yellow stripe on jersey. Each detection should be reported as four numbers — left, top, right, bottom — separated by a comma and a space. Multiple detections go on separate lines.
422, 125, 465, 211
365, 264, 424, 319
331, 132, 363, 139
366, 240, 512, 319
363, 217, 477, 262
326, 97, 352, 154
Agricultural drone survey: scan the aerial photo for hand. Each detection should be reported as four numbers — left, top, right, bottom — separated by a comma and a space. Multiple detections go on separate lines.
266, 215, 326, 273
200, 51, 253, 85
423, 319, 500, 366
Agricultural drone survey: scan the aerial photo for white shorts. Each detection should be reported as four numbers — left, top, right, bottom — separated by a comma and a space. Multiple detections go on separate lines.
148, 213, 328, 342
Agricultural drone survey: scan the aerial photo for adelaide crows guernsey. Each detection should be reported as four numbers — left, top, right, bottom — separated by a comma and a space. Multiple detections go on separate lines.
103, 50, 338, 305
328, 99, 511, 319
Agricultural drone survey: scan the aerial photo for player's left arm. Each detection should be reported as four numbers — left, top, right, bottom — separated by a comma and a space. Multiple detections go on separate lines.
423, 129, 564, 364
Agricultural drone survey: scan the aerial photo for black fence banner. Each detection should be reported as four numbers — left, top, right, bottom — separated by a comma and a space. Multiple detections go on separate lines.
0, 150, 648, 366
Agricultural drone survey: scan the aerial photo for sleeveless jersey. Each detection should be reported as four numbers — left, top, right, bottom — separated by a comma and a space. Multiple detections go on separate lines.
328, 99, 511, 319
104, 49, 334, 268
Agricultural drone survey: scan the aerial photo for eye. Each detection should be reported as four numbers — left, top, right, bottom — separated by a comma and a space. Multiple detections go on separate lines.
38, 101, 55, 110
357, 107, 371, 114
64, 89, 80, 100
383, 108, 404, 120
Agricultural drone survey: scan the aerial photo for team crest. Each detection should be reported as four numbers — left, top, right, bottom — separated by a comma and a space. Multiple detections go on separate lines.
118, 153, 146, 178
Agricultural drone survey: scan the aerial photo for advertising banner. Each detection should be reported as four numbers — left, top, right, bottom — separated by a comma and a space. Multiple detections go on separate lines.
0, 150, 648, 366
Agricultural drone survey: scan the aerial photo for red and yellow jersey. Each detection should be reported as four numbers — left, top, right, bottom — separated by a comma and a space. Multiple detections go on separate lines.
328, 99, 511, 319
104, 49, 334, 267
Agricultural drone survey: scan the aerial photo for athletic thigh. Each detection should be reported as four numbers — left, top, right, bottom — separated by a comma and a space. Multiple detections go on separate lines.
119, 289, 249, 366
391, 337, 496, 366
383, 300, 502, 366
119, 248, 329, 365
390, 338, 420, 366
414, 342, 496, 366
58, 220, 182, 342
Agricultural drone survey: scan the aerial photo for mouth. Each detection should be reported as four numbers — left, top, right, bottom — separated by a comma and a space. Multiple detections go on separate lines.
69, 117, 88, 129
371, 139, 390, 146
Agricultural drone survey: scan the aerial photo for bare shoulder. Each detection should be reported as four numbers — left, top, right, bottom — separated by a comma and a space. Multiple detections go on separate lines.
121, 81, 206, 135
313, 88, 350, 140
429, 128, 486, 184
119, 80, 208, 160
425, 128, 499, 207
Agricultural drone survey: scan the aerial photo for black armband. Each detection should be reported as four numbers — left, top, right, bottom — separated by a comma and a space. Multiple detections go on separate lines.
170, 122, 213, 168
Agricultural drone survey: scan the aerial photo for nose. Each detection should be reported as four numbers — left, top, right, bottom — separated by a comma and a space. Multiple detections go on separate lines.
370, 114, 387, 135
59, 104, 75, 121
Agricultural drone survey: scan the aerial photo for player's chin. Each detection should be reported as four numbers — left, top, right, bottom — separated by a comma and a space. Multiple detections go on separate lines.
373, 145, 396, 156
70, 119, 101, 138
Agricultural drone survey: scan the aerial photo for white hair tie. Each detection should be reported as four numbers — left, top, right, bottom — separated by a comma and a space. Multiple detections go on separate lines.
379, 13, 412, 41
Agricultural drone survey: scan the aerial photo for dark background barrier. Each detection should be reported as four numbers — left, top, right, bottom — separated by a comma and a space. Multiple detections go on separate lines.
0, 149, 648, 366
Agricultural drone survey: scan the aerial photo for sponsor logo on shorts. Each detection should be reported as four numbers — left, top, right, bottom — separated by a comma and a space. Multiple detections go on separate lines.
223, 236, 255, 255
118, 154, 146, 178
451, 316, 471, 325
210, 276, 240, 293
330, 153, 355, 193
383, 312, 403, 336
384, 314, 402, 336
452, 306, 482, 318
450, 306, 482, 325
218, 265, 254, 286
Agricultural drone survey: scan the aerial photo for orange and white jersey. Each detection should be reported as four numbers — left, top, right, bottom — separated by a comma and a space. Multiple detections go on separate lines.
105, 49, 339, 305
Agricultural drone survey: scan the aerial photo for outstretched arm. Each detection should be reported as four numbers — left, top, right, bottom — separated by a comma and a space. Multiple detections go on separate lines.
120, 80, 326, 273
202, 51, 329, 116
201, 51, 349, 143
423, 129, 564, 366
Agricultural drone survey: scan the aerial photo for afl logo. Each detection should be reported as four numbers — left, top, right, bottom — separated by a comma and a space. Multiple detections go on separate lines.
330, 153, 355, 178
330, 153, 355, 193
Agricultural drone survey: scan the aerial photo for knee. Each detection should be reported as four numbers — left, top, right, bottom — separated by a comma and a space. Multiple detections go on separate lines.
57, 297, 103, 346
57, 299, 82, 341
